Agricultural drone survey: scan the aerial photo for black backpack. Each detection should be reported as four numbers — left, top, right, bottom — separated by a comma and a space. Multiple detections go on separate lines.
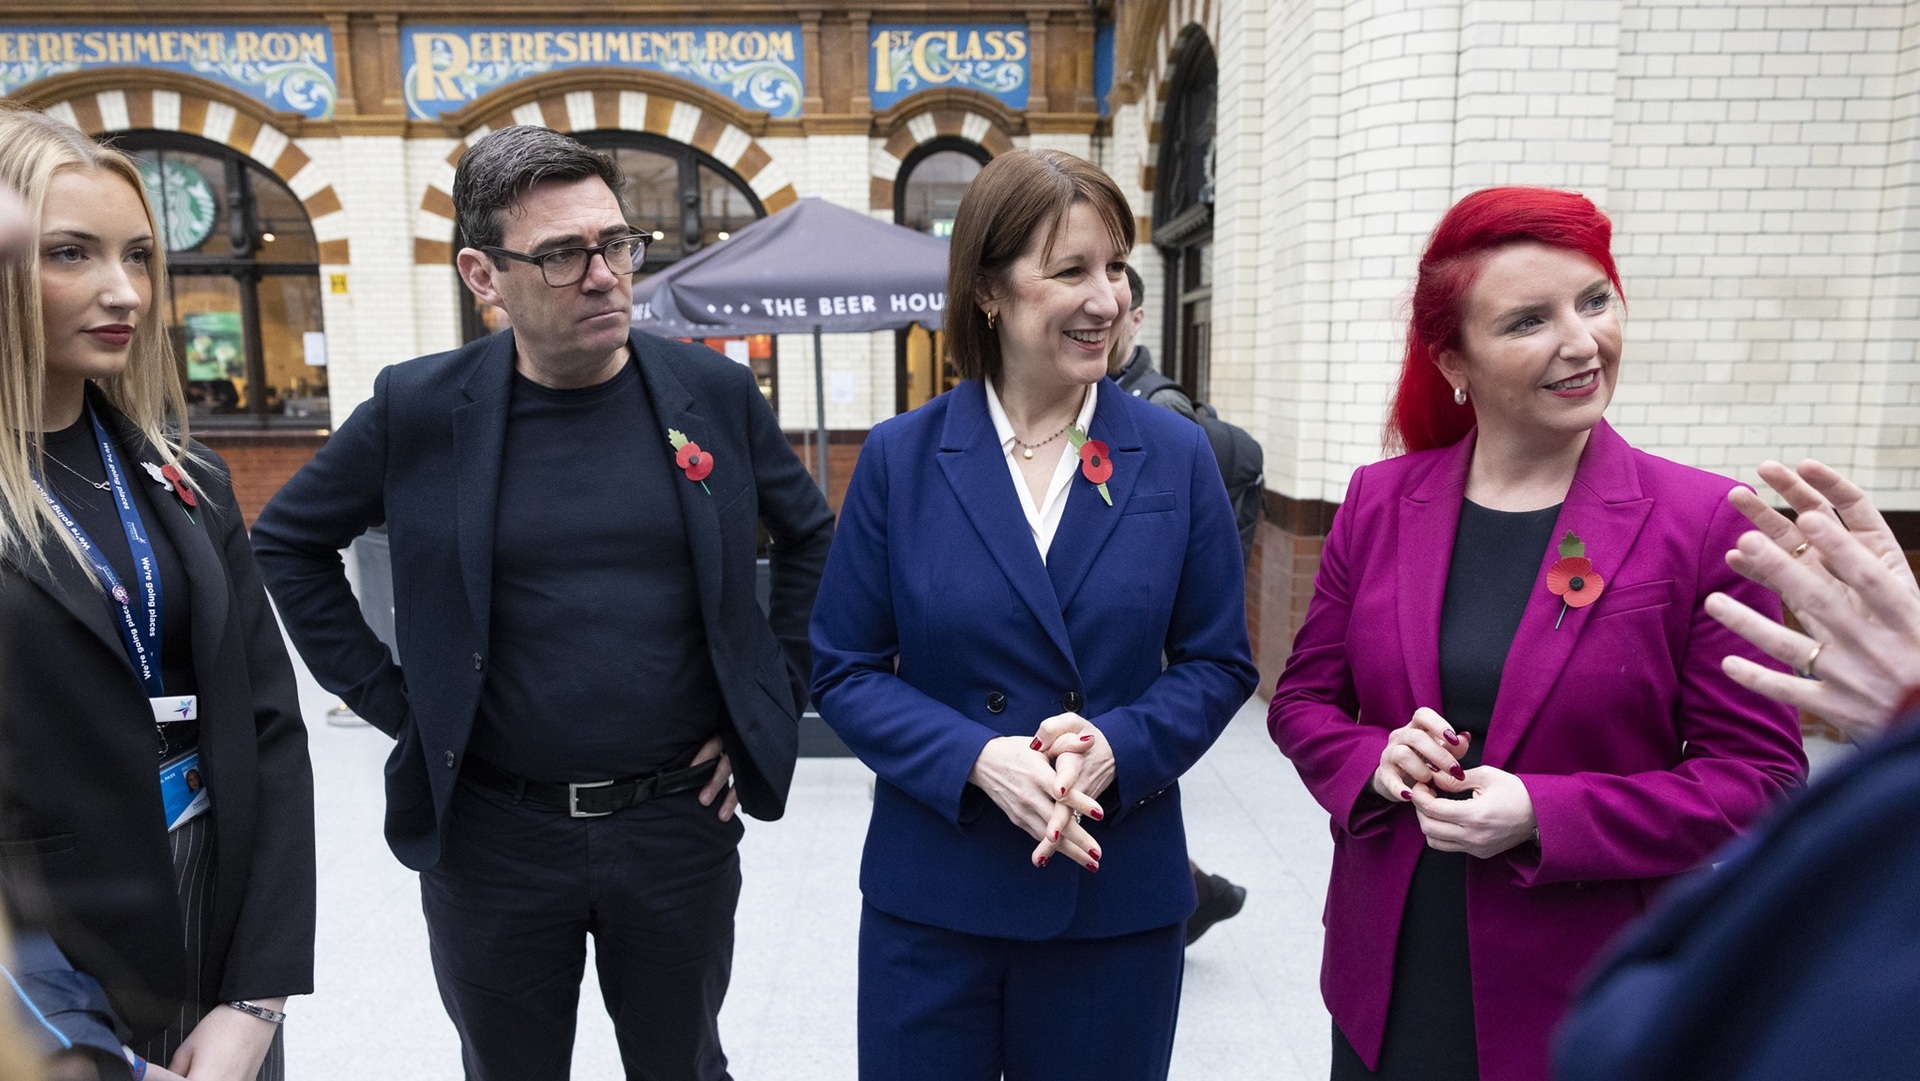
1191, 404, 1264, 567
1123, 369, 1265, 567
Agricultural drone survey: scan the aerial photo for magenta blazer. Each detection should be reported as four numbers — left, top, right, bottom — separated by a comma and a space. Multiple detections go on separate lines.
1268, 420, 1807, 1081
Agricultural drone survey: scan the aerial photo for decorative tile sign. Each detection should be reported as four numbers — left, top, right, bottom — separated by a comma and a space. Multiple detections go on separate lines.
402, 25, 805, 120
869, 25, 1029, 111
0, 25, 337, 119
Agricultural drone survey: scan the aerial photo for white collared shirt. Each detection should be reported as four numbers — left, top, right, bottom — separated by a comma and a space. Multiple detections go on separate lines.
984, 379, 1099, 563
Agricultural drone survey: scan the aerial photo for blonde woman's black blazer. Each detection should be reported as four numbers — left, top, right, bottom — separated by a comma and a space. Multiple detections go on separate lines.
0, 391, 315, 1039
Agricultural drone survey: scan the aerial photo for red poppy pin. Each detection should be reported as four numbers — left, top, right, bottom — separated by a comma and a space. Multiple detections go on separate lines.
141, 461, 197, 520
1546, 530, 1605, 628
1065, 425, 1112, 506
667, 429, 713, 494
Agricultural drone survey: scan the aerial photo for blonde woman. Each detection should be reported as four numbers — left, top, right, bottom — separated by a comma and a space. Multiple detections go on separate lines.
0, 107, 313, 1081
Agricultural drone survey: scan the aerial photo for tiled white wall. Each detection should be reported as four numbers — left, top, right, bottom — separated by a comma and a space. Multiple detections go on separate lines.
1605, 0, 1918, 505
317, 135, 419, 423
1127, 0, 1920, 509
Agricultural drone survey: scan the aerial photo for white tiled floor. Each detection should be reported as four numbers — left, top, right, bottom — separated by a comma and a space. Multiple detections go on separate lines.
286, 646, 1849, 1080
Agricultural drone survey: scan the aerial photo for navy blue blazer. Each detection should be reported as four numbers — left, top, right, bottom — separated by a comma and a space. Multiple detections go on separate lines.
1556, 710, 1920, 1081
252, 330, 833, 871
811, 377, 1258, 940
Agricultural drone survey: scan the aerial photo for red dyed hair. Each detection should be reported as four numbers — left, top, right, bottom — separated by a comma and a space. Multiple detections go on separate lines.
1386, 187, 1623, 454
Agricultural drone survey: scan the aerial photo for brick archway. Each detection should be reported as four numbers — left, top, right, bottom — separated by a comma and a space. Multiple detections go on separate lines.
867, 89, 1019, 214
412, 72, 799, 265
1139, 12, 1220, 200
19, 71, 348, 266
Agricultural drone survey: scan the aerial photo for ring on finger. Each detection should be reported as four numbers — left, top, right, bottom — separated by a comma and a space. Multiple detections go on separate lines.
1803, 640, 1823, 680
1792, 540, 1812, 558
1071, 811, 1083, 824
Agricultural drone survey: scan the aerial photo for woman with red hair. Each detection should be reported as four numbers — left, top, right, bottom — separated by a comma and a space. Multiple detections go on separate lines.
1269, 187, 1807, 1081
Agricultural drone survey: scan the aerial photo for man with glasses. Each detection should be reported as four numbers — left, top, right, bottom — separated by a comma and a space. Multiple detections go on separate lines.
251, 125, 833, 1081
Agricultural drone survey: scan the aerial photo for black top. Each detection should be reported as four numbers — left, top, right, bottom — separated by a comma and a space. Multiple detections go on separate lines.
467, 358, 723, 781
41, 414, 198, 760
1339, 499, 1560, 1080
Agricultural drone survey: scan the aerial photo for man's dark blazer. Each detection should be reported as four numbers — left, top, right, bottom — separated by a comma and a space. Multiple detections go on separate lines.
1557, 711, 1920, 1081
251, 329, 833, 871
0, 391, 315, 1039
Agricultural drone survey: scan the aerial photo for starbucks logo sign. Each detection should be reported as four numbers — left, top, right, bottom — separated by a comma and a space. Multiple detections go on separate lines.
137, 158, 217, 253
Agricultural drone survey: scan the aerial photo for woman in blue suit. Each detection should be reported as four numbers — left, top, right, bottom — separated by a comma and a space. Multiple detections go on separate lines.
811, 149, 1258, 1080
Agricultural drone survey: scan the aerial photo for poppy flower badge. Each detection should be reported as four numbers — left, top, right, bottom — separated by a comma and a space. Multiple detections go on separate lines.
140, 461, 197, 521
1546, 529, 1605, 628
1065, 425, 1113, 506
667, 429, 713, 494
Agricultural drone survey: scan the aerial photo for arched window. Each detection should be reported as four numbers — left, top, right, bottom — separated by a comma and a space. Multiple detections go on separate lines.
895, 138, 987, 413
114, 132, 327, 427
456, 131, 776, 407
1153, 34, 1217, 403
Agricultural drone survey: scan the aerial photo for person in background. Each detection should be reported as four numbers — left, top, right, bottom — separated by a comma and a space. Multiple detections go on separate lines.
1110, 265, 1198, 420
1107, 262, 1249, 946
0, 106, 314, 1081
812, 148, 1258, 1081
1268, 185, 1806, 1081
250, 125, 832, 1081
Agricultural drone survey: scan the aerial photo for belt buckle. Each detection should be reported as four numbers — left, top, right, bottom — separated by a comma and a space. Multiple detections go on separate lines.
567, 779, 616, 818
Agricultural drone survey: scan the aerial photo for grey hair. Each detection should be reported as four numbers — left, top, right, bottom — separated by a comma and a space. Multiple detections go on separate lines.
452, 125, 626, 256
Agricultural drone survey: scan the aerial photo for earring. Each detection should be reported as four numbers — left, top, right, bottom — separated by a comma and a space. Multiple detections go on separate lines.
985, 310, 997, 330
1453, 385, 1468, 406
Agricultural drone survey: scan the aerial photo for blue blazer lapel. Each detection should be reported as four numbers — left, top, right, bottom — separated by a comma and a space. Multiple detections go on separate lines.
631, 333, 725, 611
1482, 421, 1655, 766
450, 332, 516, 646
1397, 435, 1473, 715
1047, 379, 1143, 612
936, 380, 1076, 669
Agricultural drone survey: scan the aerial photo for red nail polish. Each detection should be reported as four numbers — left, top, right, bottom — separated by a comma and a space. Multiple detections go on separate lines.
1449, 765, 1466, 781
1080, 734, 1094, 742
1089, 808, 1103, 821
1444, 729, 1459, 745
1087, 862, 1099, 874
1030, 738, 1043, 750
1401, 790, 1413, 801
1038, 856, 1049, 867
1089, 848, 1101, 861
1051, 830, 1060, 842
1059, 786, 1067, 797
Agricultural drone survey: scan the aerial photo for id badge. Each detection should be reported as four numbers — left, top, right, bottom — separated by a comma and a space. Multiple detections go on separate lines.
158, 751, 210, 831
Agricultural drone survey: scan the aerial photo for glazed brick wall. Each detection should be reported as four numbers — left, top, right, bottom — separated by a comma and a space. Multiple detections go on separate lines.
198, 433, 327, 527
1247, 522, 1326, 696
1115, 0, 1920, 515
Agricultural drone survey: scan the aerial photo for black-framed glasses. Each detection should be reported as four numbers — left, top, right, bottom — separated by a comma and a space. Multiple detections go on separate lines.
482, 234, 647, 286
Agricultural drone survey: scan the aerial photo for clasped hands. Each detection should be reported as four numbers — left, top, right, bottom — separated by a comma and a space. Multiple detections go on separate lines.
1373, 707, 1537, 859
968, 712, 1114, 871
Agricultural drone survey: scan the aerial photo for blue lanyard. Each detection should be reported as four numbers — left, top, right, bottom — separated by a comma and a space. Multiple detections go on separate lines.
32, 404, 165, 698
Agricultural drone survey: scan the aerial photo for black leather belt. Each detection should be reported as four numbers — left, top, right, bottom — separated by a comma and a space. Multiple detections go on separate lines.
461, 755, 720, 818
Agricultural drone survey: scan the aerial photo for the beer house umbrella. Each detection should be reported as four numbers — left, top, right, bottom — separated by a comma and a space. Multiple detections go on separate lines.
632, 197, 949, 490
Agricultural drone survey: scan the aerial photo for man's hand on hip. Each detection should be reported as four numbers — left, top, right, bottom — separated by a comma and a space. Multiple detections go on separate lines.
691, 735, 738, 821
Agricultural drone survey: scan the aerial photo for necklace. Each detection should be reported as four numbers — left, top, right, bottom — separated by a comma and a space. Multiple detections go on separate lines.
44, 451, 109, 492
1013, 425, 1068, 460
